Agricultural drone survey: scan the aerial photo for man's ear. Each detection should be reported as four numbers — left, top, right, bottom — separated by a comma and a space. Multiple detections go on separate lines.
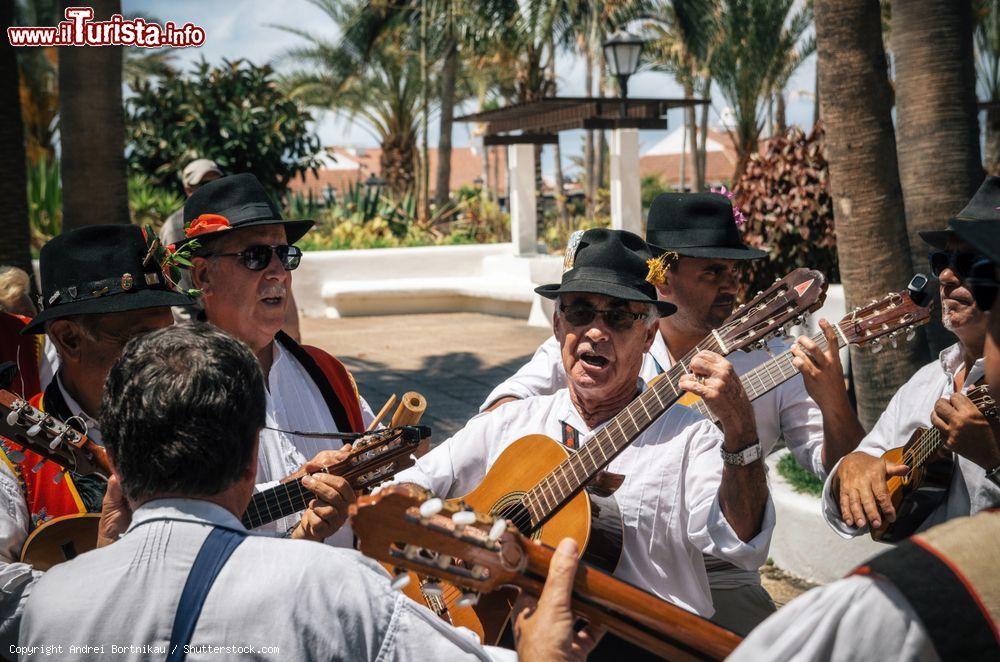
642, 319, 658, 352
47, 320, 85, 363
552, 307, 564, 342
190, 257, 212, 295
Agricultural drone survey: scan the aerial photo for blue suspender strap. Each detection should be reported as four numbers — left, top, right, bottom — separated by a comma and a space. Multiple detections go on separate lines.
166, 527, 247, 662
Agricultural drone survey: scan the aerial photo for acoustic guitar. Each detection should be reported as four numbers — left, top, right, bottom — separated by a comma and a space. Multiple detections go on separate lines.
683, 281, 933, 423
872, 384, 998, 542
399, 268, 827, 643
352, 484, 743, 661
0, 389, 110, 570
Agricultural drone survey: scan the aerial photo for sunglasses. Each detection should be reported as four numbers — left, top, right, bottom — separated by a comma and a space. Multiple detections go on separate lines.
208, 244, 302, 271
929, 250, 982, 280
559, 304, 648, 331
966, 258, 999, 311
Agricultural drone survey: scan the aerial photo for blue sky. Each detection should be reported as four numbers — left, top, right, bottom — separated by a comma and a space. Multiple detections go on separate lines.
123, 0, 818, 177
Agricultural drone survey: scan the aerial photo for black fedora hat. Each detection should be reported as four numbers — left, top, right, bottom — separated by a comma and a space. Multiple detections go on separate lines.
645, 191, 767, 260
22, 225, 193, 334
181, 173, 313, 245
940, 176, 1000, 257
535, 229, 676, 317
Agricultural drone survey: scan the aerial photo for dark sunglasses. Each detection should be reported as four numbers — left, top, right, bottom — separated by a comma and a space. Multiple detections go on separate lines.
929, 250, 982, 280
966, 258, 999, 311
208, 244, 302, 271
559, 304, 648, 331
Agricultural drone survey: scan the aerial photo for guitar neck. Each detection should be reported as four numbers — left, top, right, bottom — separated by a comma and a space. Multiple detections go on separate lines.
517, 542, 741, 660
688, 326, 845, 421
524, 336, 726, 529
242, 473, 316, 529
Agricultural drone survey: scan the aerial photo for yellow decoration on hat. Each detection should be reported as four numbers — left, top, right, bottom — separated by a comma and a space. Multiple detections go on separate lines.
645, 252, 678, 286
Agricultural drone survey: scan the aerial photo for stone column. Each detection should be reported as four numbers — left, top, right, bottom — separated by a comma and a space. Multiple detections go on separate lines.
507, 143, 538, 256
610, 128, 642, 236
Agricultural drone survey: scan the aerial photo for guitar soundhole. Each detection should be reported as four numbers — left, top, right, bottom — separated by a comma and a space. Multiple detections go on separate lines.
490, 493, 536, 539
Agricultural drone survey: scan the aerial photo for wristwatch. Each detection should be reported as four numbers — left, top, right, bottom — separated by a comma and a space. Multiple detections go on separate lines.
721, 439, 763, 466
987, 463, 1000, 489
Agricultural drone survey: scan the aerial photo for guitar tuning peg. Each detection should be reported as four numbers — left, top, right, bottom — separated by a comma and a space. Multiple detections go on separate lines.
404, 544, 420, 561
31, 460, 45, 474
52, 470, 66, 485
452, 510, 476, 534
419, 498, 443, 519
26, 422, 43, 437
488, 518, 507, 543
390, 568, 411, 591
49, 432, 65, 451
906, 327, 916, 342
870, 340, 883, 354
6, 449, 24, 463
456, 591, 480, 607
471, 564, 488, 580
422, 581, 444, 598
435, 553, 452, 569
5, 410, 19, 426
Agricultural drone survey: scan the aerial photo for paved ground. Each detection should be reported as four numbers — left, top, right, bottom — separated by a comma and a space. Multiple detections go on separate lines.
301, 312, 552, 440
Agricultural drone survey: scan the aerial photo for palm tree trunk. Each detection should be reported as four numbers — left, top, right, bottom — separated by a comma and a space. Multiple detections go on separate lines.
549, 38, 568, 226
697, 79, 711, 190
434, 42, 458, 208
986, 107, 1000, 176
775, 93, 787, 134
584, 48, 595, 218
58, 0, 129, 230
892, 0, 984, 356
815, 0, 926, 428
596, 65, 608, 191
0, 0, 32, 275
685, 82, 697, 192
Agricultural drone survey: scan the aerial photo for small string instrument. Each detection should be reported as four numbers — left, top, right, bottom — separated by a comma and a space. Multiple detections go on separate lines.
401, 268, 827, 643
351, 485, 743, 661
872, 384, 998, 542
682, 282, 933, 421
0, 390, 110, 570
242, 425, 429, 530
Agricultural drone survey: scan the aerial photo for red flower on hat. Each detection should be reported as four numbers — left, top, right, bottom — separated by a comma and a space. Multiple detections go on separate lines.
185, 213, 231, 238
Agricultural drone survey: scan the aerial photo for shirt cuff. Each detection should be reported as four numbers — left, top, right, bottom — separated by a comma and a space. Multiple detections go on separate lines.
821, 457, 867, 539
700, 493, 776, 572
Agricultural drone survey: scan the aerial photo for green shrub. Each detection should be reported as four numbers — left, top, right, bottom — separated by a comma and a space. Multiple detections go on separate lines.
128, 175, 184, 231
26, 155, 61, 250
777, 452, 824, 497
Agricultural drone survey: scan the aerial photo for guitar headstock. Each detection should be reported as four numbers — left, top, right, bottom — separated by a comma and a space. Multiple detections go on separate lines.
0, 390, 110, 479
968, 385, 998, 421
837, 286, 933, 352
351, 484, 529, 605
347, 426, 428, 491
720, 268, 827, 354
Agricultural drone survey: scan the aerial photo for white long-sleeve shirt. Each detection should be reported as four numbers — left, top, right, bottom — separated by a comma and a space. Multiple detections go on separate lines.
481, 332, 825, 477
822, 344, 1000, 537
18, 499, 510, 661
728, 575, 937, 661
393, 387, 776, 617
254, 341, 375, 545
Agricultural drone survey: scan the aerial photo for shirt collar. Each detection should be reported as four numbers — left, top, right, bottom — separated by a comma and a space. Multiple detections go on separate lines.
56, 373, 103, 444
126, 497, 246, 535
937, 342, 986, 387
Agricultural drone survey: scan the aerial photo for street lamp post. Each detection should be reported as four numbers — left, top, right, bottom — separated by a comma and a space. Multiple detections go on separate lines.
603, 29, 645, 118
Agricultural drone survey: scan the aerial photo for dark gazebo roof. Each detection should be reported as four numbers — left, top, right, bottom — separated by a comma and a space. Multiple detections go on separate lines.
456, 96, 709, 145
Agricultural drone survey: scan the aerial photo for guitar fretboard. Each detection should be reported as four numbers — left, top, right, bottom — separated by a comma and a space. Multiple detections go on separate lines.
523, 334, 725, 531
242, 474, 316, 529
687, 325, 845, 421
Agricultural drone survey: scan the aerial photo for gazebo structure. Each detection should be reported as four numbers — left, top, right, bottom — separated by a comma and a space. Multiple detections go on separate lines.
456, 95, 709, 255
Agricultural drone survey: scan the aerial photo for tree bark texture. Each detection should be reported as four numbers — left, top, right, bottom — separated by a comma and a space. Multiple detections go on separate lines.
815, 0, 927, 428
434, 42, 458, 208
58, 0, 129, 230
0, 0, 32, 275
986, 107, 1000, 176
892, 0, 983, 356
584, 48, 594, 218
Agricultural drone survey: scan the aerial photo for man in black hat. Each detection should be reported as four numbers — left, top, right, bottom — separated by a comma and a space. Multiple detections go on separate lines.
0, 224, 192, 645
394, 229, 775, 627
176, 173, 377, 546
481, 191, 858, 633
823, 176, 1000, 539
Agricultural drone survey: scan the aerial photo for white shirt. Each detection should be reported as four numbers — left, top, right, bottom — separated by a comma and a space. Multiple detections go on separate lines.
481, 332, 825, 477
18, 499, 509, 661
393, 387, 776, 617
728, 575, 937, 661
822, 344, 1000, 537
253, 341, 376, 546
